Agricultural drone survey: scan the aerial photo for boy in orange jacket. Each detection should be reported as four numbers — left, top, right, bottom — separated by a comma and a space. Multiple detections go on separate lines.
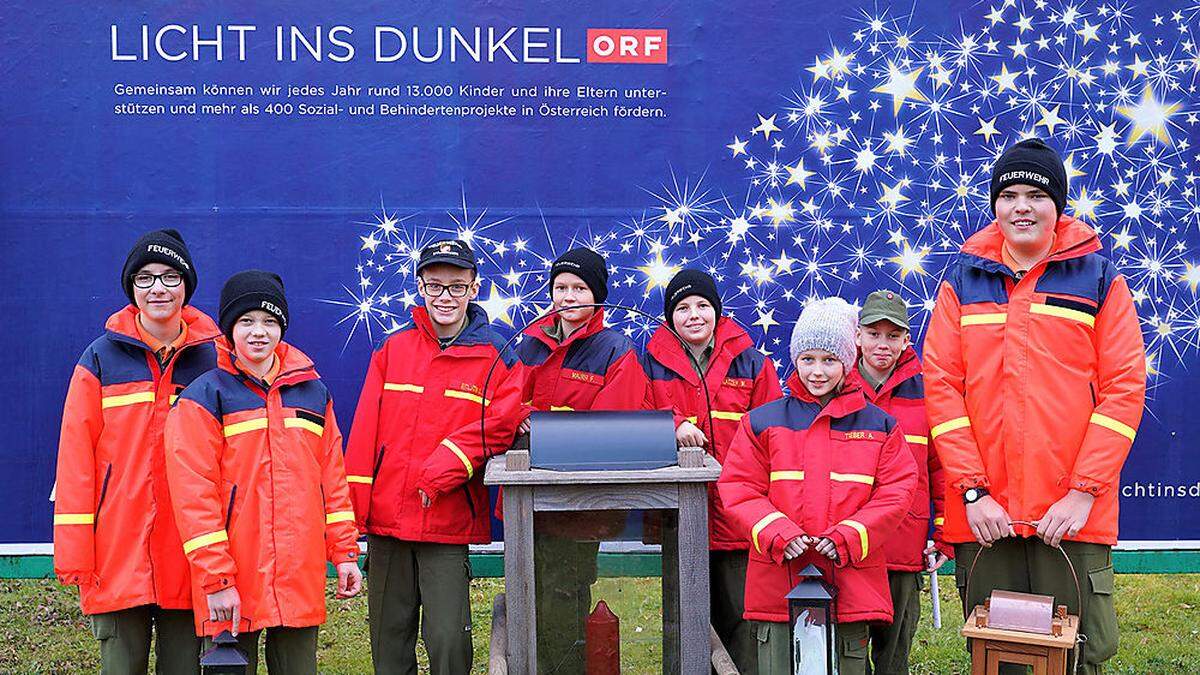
718, 297, 917, 675
54, 229, 216, 674
165, 271, 362, 674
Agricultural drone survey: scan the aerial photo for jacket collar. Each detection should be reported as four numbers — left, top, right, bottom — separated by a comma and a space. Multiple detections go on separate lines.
217, 338, 318, 390
958, 214, 1101, 277
105, 305, 220, 352
410, 303, 495, 348
785, 371, 867, 420
523, 307, 608, 351
851, 346, 921, 402
647, 316, 753, 385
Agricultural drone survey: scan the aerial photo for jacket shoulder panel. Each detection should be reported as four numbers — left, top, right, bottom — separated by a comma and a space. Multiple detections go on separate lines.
947, 258, 1010, 305
563, 328, 637, 376
642, 351, 682, 382
88, 335, 153, 386
891, 373, 924, 400
727, 345, 766, 380
280, 379, 331, 415
171, 342, 218, 387
830, 402, 896, 434
1036, 252, 1118, 307
516, 336, 553, 367
748, 397, 820, 436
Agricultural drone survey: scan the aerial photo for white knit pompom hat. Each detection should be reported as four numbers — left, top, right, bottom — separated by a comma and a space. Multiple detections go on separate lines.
789, 297, 860, 367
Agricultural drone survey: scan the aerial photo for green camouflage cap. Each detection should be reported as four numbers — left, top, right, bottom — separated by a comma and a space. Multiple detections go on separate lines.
859, 290, 910, 331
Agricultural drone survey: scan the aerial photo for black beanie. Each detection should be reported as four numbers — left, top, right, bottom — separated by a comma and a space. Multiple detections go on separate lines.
664, 269, 722, 329
549, 247, 609, 305
990, 138, 1068, 217
219, 270, 289, 340
121, 229, 197, 304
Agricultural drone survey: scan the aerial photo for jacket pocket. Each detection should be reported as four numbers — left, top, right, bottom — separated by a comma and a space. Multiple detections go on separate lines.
94, 464, 113, 529
224, 484, 238, 531
373, 444, 388, 479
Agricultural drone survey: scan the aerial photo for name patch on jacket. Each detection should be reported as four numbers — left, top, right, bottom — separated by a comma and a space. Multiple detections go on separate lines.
832, 430, 885, 442
563, 369, 604, 386
722, 377, 753, 390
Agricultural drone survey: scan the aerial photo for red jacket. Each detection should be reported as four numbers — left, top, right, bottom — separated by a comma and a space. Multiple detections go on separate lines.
515, 310, 648, 411
344, 304, 527, 544
53, 305, 218, 615
924, 216, 1146, 546
717, 375, 918, 624
848, 348, 951, 571
165, 341, 359, 635
642, 317, 782, 549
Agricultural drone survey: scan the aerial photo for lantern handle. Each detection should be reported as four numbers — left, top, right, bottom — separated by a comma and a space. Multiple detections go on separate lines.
963, 520, 1086, 670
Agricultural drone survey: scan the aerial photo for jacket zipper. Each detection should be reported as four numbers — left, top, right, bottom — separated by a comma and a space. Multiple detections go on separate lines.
224, 485, 238, 530
1089, 383, 1098, 408
94, 464, 113, 531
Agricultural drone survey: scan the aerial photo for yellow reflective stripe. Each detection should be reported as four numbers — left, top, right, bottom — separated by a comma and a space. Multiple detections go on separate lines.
1089, 412, 1136, 442
830, 472, 875, 486
960, 313, 1008, 326
182, 530, 228, 554
346, 475, 373, 485
550, 405, 574, 411
904, 434, 928, 445
54, 513, 95, 526
101, 391, 156, 409
839, 519, 869, 559
169, 394, 179, 405
284, 417, 324, 436
769, 471, 805, 481
930, 416, 971, 439
223, 417, 269, 438
444, 389, 491, 406
441, 439, 473, 479
687, 411, 744, 423
933, 517, 945, 526
751, 512, 787, 554
383, 383, 424, 393
1030, 303, 1096, 327
325, 511, 354, 525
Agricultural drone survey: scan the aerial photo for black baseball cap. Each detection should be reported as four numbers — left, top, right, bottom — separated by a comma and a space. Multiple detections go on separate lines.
416, 239, 477, 273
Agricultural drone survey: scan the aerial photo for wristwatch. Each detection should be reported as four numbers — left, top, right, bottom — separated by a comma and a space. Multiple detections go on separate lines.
963, 487, 990, 504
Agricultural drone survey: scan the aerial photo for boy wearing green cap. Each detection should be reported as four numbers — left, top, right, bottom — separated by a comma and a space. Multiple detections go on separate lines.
851, 290, 950, 674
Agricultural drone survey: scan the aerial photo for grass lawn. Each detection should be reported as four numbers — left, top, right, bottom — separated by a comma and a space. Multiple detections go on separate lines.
3, 574, 1198, 673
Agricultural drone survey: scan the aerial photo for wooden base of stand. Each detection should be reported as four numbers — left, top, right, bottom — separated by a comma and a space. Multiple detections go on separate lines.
962, 608, 1079, 675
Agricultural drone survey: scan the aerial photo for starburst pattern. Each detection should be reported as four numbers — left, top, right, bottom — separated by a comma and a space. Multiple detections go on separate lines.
333, 0, 1200, 404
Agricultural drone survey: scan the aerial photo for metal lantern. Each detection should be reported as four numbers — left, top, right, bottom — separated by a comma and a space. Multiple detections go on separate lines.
200, 629, 249, 674
786, 564, 838, 675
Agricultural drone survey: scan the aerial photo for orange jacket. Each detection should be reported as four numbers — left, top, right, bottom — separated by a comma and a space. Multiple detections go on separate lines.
924, 215, 1146, 546
164, 341, 359, 635
53, 305, 218, 615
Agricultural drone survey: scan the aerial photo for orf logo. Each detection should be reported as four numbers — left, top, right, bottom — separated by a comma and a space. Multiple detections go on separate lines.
586, 29, 667, 64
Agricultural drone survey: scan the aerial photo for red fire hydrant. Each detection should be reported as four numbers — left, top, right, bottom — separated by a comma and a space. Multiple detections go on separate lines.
585, 600, 620, 674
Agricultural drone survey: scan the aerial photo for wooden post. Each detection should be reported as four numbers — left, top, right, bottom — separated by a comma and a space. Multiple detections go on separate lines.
677, 482, 711, 674
503, 484, 536, 674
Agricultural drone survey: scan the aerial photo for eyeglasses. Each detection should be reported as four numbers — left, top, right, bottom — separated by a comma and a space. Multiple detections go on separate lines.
132, 272, 184, 289
420, 282, 471, 298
